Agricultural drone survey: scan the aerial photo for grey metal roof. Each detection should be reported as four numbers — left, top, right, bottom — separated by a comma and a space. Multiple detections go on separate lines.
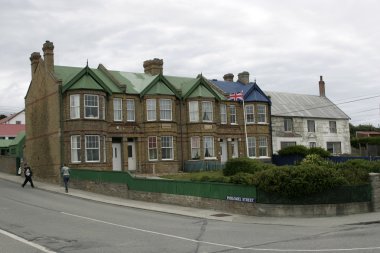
265, 91, 350, 119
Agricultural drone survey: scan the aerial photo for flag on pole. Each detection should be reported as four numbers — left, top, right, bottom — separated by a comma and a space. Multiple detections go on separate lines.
228, 91, 244, 101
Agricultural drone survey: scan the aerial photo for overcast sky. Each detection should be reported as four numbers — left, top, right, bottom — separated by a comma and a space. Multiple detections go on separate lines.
0, 0, 379, 126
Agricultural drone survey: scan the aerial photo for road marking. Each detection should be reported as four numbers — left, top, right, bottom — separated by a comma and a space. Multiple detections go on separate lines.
0, 228, 56, 253
61, 212, 380, 252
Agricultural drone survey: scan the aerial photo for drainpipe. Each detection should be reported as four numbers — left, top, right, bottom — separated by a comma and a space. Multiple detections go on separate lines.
59, 84, 64, 178
268, 102, 274, 160
180, 99, 185, 171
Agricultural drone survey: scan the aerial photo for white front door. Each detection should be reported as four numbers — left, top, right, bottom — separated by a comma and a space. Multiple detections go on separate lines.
112, 143, 122, 171
231, 140, 238, 158
220, 140, 227, 163
127, 141, 136, 171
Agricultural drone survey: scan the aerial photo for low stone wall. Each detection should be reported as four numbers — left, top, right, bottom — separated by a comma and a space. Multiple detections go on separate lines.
0, 156, 17, 174
370, 173, 380, 212
70, 179, 373, 217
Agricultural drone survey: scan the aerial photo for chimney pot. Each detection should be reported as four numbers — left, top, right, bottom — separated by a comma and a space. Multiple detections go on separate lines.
319, 75, 326, 97
30, 52, 41, 77
223, 73, 234, 82
42, 40, 54, 72
143, 58, 163, 75
237, 71, 250, 85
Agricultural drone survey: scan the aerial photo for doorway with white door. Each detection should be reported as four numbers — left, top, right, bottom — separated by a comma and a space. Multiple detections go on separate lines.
112, 138, 122, 171
127, 138, 136, 171
219, 139, 227, 163
231, 139, 238, 158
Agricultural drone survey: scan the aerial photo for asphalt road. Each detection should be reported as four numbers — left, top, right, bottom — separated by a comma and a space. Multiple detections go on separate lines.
1, 178, 380, 253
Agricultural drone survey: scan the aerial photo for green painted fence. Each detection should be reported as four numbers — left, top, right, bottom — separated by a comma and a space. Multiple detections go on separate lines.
70, 169, 256, 201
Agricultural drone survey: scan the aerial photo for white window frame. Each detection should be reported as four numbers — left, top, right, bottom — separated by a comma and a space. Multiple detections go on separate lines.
202, 101, 213, 122
309, 142, 317, 148
190, 136, 201, 160
71, 135, 81, 163
220, 104, 227, 124
229, 105, 237, 124
257, 105, 267, 123
103, 136, 106, 162
327, 142, 341, 155
85, 135, 100, 162
308, 120, 316, 132
161, 136, 174, 160
147, 99, 156, 121
84, 94, 99, 119
189, 101, 199, 122
203, 136, 215, 159
148, 136, 158, 161
248, 137, 256, 158
70, 94, 80, 119
284, 118, 293, 132
160, 99, 172, 121
126, 99, 135, 122
329, 121, 337, 133
245, 104, 255, 123
113, 98, 122, 121
258, 136, 268, 157
100, 96, 105, 120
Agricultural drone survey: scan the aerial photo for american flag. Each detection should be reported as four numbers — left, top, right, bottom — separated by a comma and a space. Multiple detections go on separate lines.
228, 91, 244, 101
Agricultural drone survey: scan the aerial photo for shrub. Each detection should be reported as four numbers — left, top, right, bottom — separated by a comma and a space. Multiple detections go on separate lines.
252, 164, 347, 198
278, 145, 308, 157
301, 154, 332, 167
334, 159, 380, 184
230, 172, 256, 185
223, 158, 269, 176
307, 147, 331, 158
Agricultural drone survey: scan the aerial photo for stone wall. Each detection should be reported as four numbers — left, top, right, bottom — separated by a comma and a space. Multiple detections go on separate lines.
370, 173, 380, 212
70, 179, 372, 217
0, 156, 17, 174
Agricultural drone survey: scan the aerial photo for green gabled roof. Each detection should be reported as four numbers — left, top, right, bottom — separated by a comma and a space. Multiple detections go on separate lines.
55, 66, 121, 94
145, 81, 175, 95
54, 65, 227, 100
183, 76, 226, 101
140, 74, 181, 98
0, 140, 12, 148
10, 131, 25, 146
69, 74, 103, 90
188, 85, 215, 98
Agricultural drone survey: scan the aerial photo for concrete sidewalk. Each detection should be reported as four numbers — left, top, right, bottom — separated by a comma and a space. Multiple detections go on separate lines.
1, 172, 380, 227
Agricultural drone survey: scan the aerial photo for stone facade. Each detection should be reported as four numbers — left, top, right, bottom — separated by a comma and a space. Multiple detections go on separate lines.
271, 116, 351, 154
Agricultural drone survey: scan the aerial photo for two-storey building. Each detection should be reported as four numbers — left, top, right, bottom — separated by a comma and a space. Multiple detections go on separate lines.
25, 41, 272, 181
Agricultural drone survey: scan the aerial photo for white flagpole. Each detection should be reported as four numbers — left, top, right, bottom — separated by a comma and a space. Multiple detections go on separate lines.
241, 92, 249, 157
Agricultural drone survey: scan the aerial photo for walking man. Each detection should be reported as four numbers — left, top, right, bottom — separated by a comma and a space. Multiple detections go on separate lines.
21, 163, 34, 188
61, 164, 70, 193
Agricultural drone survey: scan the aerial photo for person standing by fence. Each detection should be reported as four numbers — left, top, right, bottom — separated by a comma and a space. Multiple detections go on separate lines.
21, 163, 34, 188
61, 164, 70, 193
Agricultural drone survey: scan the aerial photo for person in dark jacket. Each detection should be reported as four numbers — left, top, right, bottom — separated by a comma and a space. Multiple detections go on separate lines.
21, 163, 34, 188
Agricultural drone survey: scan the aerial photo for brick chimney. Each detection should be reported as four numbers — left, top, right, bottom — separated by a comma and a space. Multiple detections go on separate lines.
223, 73, 234, 82
30, 52, 41, 78
42, 40, 54, 72
237, 71, 249, 84
319, 75, 325, 97
143, 58, 163, 75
